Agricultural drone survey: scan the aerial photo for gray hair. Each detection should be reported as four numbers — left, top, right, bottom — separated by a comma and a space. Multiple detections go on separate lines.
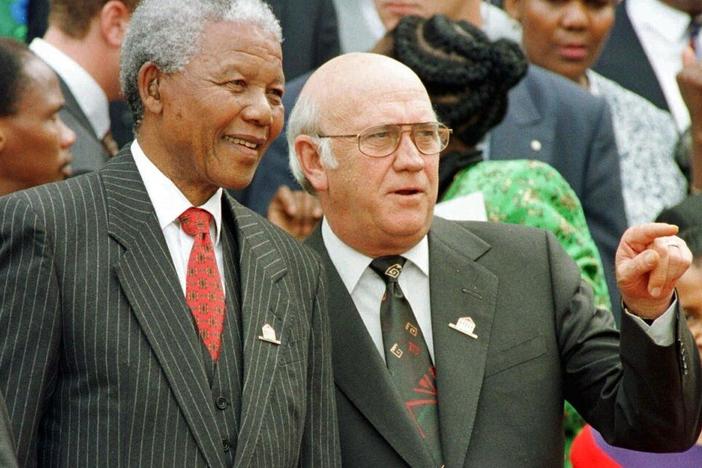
121, 0, 282, 128
287, 93, 338, 194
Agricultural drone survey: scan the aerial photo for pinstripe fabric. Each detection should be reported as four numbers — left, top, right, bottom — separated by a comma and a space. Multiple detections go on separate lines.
0, 149, 340, 467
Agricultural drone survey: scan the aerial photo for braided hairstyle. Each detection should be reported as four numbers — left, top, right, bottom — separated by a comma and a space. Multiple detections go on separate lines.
391, 15, 527, 146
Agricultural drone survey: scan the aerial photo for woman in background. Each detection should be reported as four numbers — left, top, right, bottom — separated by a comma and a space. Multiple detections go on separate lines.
504, 0, 687, 226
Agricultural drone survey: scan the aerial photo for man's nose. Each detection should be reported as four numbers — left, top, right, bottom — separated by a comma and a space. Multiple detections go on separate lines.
59, 117, 77, 149
393, 131, 425, 171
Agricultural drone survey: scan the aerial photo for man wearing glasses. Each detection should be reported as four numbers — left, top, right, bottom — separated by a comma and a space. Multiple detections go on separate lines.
289, 52, 702, 467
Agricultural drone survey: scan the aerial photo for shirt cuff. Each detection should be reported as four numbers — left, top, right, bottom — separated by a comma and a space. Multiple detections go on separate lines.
624, 299, 677, 347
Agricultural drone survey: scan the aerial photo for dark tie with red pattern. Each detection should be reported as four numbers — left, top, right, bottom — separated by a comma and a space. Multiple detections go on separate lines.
370, 256, 443, 466
179, 207, 226, 361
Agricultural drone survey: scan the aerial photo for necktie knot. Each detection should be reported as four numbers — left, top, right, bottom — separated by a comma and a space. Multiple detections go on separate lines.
370, 256, 406, 284
179, 207, 211, 237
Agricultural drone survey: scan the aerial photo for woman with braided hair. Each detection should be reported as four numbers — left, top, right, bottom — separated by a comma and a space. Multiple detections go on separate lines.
376, 14, 611, 312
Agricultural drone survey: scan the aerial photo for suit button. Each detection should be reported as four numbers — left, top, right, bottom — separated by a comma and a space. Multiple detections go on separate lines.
223, 439, 231, 452
216, 396, 228, 410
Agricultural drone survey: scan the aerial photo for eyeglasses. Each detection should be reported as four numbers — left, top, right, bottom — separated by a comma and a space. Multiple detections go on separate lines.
317, 122, 452, 158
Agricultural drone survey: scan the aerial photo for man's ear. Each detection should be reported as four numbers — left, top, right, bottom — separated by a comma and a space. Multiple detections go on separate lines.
138, 62, 164, 116
100, 0, 131, 47
295, 135, 329, 192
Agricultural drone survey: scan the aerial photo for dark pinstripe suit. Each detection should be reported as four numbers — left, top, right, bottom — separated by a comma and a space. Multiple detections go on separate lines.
0, 149, 339, 467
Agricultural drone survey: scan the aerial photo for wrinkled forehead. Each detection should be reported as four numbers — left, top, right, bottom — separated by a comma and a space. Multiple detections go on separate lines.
321, 77, 434, 130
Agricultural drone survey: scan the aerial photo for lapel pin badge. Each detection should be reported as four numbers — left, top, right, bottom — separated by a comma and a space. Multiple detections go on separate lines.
449, 316, 478, 339
258, 323, 281, 345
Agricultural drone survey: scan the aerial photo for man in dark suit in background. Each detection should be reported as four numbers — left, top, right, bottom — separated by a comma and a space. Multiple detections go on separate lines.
0, 0, 339, 466
28, 0, 138, 174
241, 0, 628, 315
289, 51, 702, 467
265, 0, 339, 80
595, 0, 702, 131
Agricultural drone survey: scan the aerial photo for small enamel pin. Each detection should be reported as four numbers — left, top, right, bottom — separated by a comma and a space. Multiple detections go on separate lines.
449, 316, 478, 339
258, 323, 281, 345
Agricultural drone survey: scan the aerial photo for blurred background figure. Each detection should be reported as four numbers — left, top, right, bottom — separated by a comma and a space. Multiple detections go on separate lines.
0, 0, 28, 41
0, 37, 74, 195
569, 194, 702, 468
28, 0, 137, 174
594, 0, 702, 132
504, 0, 687, 226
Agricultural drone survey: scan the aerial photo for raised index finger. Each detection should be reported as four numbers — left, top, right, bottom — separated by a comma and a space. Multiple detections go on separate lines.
621, 223, 679, 252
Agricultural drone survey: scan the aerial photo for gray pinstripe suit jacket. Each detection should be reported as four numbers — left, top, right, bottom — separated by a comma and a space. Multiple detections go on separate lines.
0, 149, 340, 467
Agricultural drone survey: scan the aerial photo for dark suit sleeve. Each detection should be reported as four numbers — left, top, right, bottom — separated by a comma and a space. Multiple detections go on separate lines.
299, 263, 341, 467
0, 196, 62, 466
550, 232, 702, 451
581, 100, 627, 317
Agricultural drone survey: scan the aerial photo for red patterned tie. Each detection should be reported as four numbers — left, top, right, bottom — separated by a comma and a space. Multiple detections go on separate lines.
179, 207, 225, 361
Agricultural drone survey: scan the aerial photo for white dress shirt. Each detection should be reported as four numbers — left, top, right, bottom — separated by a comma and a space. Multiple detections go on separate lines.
131, 140, 225, 295
29, 38, 111, 139
628, 0, 696, 131
322, 219, 434, 362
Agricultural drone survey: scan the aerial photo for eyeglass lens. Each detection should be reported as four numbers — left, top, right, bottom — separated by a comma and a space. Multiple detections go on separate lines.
359, 123, 449, 157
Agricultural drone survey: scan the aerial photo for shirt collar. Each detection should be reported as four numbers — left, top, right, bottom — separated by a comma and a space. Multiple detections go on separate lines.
321, 218, 429, 294
131, 140, 223, 244
628, 0, 692, 44
29, 38, 111, 139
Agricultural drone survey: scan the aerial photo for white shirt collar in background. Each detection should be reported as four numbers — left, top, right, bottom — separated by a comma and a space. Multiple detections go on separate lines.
29, 38, 111, 139
628, 0, 692, 131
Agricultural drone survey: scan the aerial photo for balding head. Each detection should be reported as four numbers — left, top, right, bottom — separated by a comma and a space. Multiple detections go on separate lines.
288, 53, 431, 191
306, 52, 428, 127
288, 52, 441, 257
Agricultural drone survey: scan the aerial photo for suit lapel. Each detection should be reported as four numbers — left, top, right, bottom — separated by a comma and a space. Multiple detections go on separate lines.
57, 76, 100, 141
429, 218, 497, 468
307, 228, 436, 468
490, 68, 554, 161
103, 150, 227, 468
227, 200, 291, 467
594, 2, 669, 111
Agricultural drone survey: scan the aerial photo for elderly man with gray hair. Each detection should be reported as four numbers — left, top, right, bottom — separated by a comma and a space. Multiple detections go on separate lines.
289, 51, 702, 467
0, 0, 339, 466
